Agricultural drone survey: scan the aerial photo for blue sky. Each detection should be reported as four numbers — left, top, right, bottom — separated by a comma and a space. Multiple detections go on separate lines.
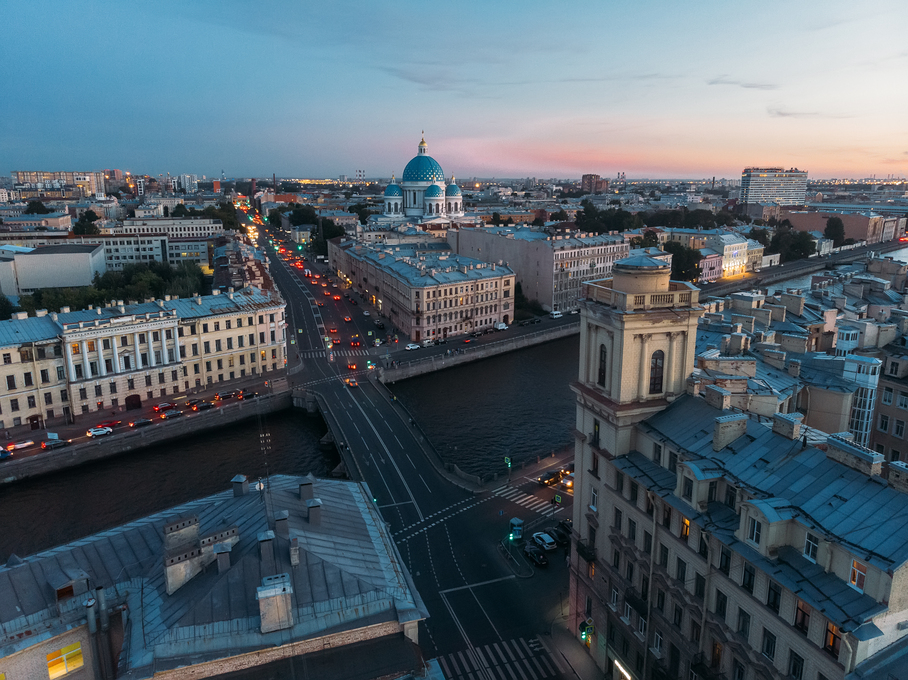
2, 0, 906, 180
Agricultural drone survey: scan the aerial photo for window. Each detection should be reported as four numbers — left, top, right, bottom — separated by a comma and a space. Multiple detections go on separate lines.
676, 558, 687, 584
644, 531, 652, 554
590, 487, 598, 511
825, 622, 841, 659
24, 372, 33, 387
682, 477, 693, 500
698, 532, 709, 557
626, 561, 634, 582
47, 642, 84, 678
10, 399, 18, 412
1, 353, 9, 364
761, 628, 776, 660
624, 602, 633, 621
628, 519, 636, 541
616, 471, 624, 493
613, 549, 621, 568
653, 630, 663, 653
804, 532, 818, 562
732, 659, 745, 680
614, 507, 623, 530
715, 589, 728, 618
638, 616, 647, 635
695, 574, 706, 598
653, 442, 662, 466
680, 517, 690, 540
27, 396, 36, 408
850, 560, 867, 592
725, 485, 736, 509
691, 620, 701, 644
788, 651, 804, 680
737, 609, 751, 638
673, 605, 683, 626
900, 391, 908, 409
649, 350, 664, 393
748, 517, 762, 545
668, 451, 677, 473
719, 546, 731, 575
742, 563, 755, 594
896, 420, 905, 438
611, 587, 619, 605
203, 341, 210, 353
656, 589, 665, 612
597, 344, 607, 386
767, 582, 782, 614
880, 413, 890, 432
659, 544, 668, 567
663, 505, 672, 529
630, 482, 638, 503
883, 387, 893, 404
795, 600, 811, 634
79, 388, 87, 400
6, 375, 14, 390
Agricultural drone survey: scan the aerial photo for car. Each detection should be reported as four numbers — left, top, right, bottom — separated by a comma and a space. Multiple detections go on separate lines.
153, 402, 176, 412
87, 426, 113, 437
345, 378, 358, 388
519, 320, 531, 327
215, 390, 239, 400
41, 439, 70, 450
310, 279, 318, 285
436, 337, 447, 344
374, 320, 385, 329
560, 473, 575, 490
471, 331, 482, 338
463, 338, 471, 343
347, 362, 357, 370
160, 409, 183, 419
129, 418, 154, 428
531, 318, 541, 324
0, 451, 12, 462
316, 301, 324, 307
95, 420, 121, 429
350, 339, 361, 347
405, 343, 420, 351
332, 283, 338, 288
546, 525, 571, 546
344, 292, 350, 298
237, 390, 258, 400
332, 294, 340, 300
323, 290, 331, 296
558, 518, 573, 535
363, 311, 370, 316
536, 470, 563, 487
343, 316, 352, 322
532, 532, 557, 551
321, 282, 328, 287
329, 327, 338, 334
6, 440, 35, 452
523, 544, 548, 567
192, 401, 214, 411
349, 299, 358, 305
186, 399, 202, 408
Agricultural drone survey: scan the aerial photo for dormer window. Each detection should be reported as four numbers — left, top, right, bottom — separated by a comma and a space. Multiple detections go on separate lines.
804, 533, 818, 562
850, 560, 867, 592
747, 517, 762, 545
682, 477, 693, 501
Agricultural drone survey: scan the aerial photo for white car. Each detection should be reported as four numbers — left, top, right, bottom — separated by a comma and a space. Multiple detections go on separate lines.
86, 426, 113, 438
405, 343, 420, 351
532, 532, 557, 551
363, 311, 371, 316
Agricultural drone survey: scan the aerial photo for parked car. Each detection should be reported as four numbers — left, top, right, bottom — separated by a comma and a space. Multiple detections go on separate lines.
160, 409, 183, 419
192, 401, 214, 411
41, 439, 70, 450
6, 440, 35, 452
523, 544, 548, 567
87, 426, 113, 437
153, 402, 176, 412
532, 532, 557, 551
546, 525, 571, 546
129, 418, 154, 428
405, 343, 420, 351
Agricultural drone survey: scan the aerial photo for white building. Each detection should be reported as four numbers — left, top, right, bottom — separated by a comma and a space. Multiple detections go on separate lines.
704, 232, 748, 277
740, 167, 807, 205
115, 218, 225, 239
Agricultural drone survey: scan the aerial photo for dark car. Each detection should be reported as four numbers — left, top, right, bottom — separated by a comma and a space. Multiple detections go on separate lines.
41, 439, 70, 450
237, 390, 258, 400
537, 470, 563, 487
531, 318, 541, 324
186, 399, 203, 408
546, 525, 571, 546
349, 299, 358, 306
193, 401, 214, 411
523, 544, 548, 567
373, 320, 384, 329
558, 518, 573, 535
214, 391, 239, 401
160, 409, 183, 419
129, 418, 154, 428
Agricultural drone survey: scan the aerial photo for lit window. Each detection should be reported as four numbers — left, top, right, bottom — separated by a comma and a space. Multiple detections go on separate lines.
850, 560, 867, 592
680, 518, 690, 540
47, 642, 84, 678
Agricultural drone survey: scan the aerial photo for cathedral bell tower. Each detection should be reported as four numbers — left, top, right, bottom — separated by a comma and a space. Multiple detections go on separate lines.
571, 256, 705, 461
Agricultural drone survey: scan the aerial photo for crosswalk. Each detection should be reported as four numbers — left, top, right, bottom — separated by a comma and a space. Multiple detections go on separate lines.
492, 486, 556, 515
437, 637, 559, 680
301, 348, 373, 358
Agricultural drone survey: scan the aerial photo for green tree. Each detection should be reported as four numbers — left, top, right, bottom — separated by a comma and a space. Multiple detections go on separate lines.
550, 209, 569, 222
24, 200, 51, 214
73, 209, 101, 235
631, 229, 659, 248
491, 212, 503, 226
824, 216, 846, 248
0, 294, 15, 320
663, 241, 702, 281
172, 204, 189, 217
747, 227, 771, 248
348, 203, 376, 225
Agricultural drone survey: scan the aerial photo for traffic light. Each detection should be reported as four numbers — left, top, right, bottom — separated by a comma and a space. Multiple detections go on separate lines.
579, 619, 595, 640
508, 532, 514, 541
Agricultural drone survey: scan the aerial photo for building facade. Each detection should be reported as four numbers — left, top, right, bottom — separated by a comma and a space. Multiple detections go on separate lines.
115, 217, 225, 238
740, 168, 808, 206
11, 170, 106, 198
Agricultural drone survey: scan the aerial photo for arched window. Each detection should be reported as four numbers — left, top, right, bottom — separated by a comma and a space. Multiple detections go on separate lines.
597, 344, 607, 386
649, 350, 664, 394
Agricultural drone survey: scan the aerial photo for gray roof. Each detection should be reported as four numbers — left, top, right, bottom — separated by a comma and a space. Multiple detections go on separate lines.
0, 475, 426, 674
21, 244, 101, 255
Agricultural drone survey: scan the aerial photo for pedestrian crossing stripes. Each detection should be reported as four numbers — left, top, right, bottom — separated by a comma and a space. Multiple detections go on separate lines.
301, 348, 372, 358
492, 486, 554, 514
437, 637, 559, 680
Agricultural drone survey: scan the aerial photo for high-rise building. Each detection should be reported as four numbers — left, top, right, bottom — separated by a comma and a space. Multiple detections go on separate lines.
740, 167, 807, 205
135, 178, 145, 196
582, 174, 609, 194
11, 171, 106, 198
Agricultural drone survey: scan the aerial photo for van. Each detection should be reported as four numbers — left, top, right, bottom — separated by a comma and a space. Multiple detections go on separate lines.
550, 311, 563, 319
421, 338, 434, 347
494, 322, 508, 331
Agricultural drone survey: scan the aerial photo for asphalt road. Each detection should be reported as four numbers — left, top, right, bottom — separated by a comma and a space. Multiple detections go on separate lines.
257, 216, 580, 678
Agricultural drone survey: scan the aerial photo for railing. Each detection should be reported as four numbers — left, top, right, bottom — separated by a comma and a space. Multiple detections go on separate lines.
582, 279, 700, 311
576, 539, 597, 563
690, 653, 726, 680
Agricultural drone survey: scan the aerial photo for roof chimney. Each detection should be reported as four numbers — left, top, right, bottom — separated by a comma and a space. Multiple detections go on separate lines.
274, 509, 290, 538
232, 474, 249, 496
259, 530, 275, 574
713, 414, 748, 451
826, 434, 883, 477
214, 542, 232, 574
61, 306, 70, 313
299, 474, 315, 501
290, 537, 300, 567
772, 412, 803, 440
888, 461, 908, 494
306, 498, 323, 526
704, 385, 731, 411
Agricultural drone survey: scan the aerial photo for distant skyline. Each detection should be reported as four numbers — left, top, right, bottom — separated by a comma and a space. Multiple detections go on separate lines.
2, 1, 906, 181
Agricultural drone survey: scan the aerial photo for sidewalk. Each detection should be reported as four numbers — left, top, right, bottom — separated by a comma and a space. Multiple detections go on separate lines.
543, 618, 604, 680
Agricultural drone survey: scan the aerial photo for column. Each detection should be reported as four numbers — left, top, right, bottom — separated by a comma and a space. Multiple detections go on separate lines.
637, 334, 649, 398
133, 332, 142, 368
172, 325, 180, 364
98, 338, 107, 377
664, 332, 677, 396
606, 330, 615, 396
112, 336, 121, 374
65, 342, 77, 380
159, 332, 168, 365
149, 333, 157, 367
80, 340, 91, 378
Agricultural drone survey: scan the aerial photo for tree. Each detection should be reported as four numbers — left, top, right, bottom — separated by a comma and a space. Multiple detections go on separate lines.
550, 209, 568, 222
531, 216, 546, 227
163, 205, 169, 217
172, 204, 189, 218
824, 216, 846, 248
73, 209, 101, 235
24, 200, 51, 214
0, 294, 15, 321
491, 212, 503, 226
747, 227, 771, 248
348, 203, 375, 225
663, 241, 702, 281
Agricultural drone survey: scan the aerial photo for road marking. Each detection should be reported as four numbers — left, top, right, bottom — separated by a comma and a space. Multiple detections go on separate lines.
439, 575, 516, 594
437, 638, 556, 680
472, 588, 502, 642
418, 473, 432, 493
378, 500, 414, 509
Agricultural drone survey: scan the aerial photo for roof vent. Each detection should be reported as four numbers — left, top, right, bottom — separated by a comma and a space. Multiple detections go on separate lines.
274, 509, 290, 538
889, 462, 908, 494
214, 543, 232, 574
259, 530, 275, 574
772, 413, 803, 440
232, 474, 249, 496
60, 306, 70, 314
713, 413, 748, 451
35, 309, 47, 318
306, 498, 323, 526
299, 473, 315, 500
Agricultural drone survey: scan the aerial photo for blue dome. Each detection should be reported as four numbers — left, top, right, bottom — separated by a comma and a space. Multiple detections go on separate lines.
402, 154, 445, 182
384, 183, 402, 197
445, 183, 462, 196
424, 184, 444, 198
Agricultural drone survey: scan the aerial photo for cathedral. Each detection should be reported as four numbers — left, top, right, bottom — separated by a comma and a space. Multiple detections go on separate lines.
374, 136, 465, 226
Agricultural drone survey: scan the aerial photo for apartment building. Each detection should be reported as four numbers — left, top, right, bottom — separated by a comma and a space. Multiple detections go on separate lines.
1, 212, 73, 230
11, 170, 106, 198
570, 256, 908, 680
740, 168, 807, 206
115, 217, 225, 238
0, 288, 285, 429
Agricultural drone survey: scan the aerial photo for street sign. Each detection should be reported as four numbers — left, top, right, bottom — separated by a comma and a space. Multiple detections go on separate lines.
504, 456, 511, 468
554, 494, 562, 505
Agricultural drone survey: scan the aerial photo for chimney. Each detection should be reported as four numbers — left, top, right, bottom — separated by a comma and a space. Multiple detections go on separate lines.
826, 434, 883, 476
290, 537, 300, 566
713, 414, 748, 451
163, 515, 199, 551
35, 309, 48, 318
232, 474, 249, 497
274, 509, 290, 538
772, 412, 803, 440
299, 474, 315, 501
259, 530, 275, 573
704, 385, 731, 411
306, 498, 323, 526
257, 573, 294, 633
61, 306, 71, 313
95, 586, 109, 631
888, 461, 908, 494
214, 542, 232, 574
787, 359, 801, 377
84, 597, 97, 635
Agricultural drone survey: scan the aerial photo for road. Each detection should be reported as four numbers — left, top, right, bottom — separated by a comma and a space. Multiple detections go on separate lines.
255, 212, 582, 679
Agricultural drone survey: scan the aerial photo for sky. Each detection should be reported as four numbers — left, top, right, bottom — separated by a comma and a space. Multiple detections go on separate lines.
2, 0, 907, 181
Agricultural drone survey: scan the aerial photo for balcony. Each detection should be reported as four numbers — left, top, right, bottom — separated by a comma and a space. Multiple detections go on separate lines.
625, 586, 648, 616
582, 279, 699, 311
576, 539, 597, 563
690, 653, 726, 680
